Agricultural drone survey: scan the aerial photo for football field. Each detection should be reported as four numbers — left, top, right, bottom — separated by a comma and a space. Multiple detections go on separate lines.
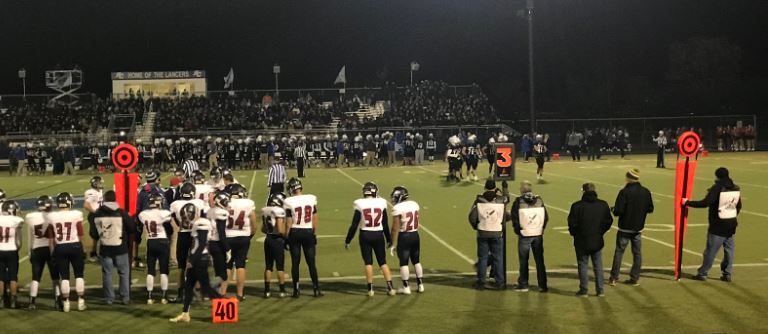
3, 152, 768, 333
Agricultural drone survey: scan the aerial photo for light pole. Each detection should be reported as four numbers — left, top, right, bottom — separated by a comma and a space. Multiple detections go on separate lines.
273, 63, 281, 102
410, 61, 420, 86
18, 68, 26, 100
527, 0, 535, 133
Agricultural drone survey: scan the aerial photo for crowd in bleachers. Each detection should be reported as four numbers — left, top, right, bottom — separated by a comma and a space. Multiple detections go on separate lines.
0, 97, 143, 135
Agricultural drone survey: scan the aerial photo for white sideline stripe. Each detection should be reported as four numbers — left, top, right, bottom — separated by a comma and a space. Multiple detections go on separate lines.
417, 166, 706, 259
42, 263, 768, 291
335, 168, 475, 265
247, 170, 258, 200
518, 167, 768, 219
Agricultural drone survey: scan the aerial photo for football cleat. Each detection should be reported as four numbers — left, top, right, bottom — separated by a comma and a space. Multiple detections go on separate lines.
292, 289, 300, 298
147, 299, 154, 305
387, 289, 396, 296
367, 290, 375, 297
170, 312, 191, 323
10, 296, 17, 309
62, 300, 70, 312
418, 284, 425, 293
397, 287, 411, 295
264, 290, 271, 299
313, 288, 323, 297
161, 298, 169, 305
278, 291, 286, 298
29, 302, 37, 310
78, 298, 86, 311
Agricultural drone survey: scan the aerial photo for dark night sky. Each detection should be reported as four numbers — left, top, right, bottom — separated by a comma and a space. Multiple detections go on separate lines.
1, 0, 766, 108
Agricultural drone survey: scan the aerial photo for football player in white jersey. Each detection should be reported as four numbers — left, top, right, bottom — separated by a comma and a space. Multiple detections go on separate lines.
344, 182, 394, 297
0, 201, 24, 308
140, 194, 173, 305
26, 196, 60, 310
389, 186, 425, 294
261, 192, 287, 298
283, 177, 322, 298
47, 192, 86, 312
206, 192, 231, 295
169, 203, 222, 323
208, 167, 226, 191
464, 135, 482, 181
193, 171, 214, 208
169, 182, 206, 303
84, 176, 103, 262
222, 184, 256, 300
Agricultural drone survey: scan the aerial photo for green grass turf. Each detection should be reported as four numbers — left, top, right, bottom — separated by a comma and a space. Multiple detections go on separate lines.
2, 152, 768, 333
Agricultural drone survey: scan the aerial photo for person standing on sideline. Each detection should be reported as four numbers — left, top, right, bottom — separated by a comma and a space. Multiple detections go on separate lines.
84, 176, 104, 263
64, 145, 76, 175
609, 169, 653, 286
568, 183, 613, 297
283, 177, 322, 297
267, 158, 286, 195
92, 190, 136, 305
533, 136, 547, 181
653, 131, 668, 168
683, 167, 741, 282
511, 181, 549, 293
468, 180, 510, 290
567, 131, 582, 162
0, 201, 24, 308
15, 145, 27, 176
294, 140, 307, 178
181, 154, 199, 180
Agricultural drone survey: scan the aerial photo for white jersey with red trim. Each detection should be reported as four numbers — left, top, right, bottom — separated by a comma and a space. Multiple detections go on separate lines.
0, 215, 23, 251
194, 184, 214, 208
226, 198, 256, 237
392, 200, 421, 233
261, 206, 286, 235
84, 188, 103, 212
206, 206, 229, 241
25, 212, 51, 249
47, 210, 84, 245
283, 194, 317, 230
190, 218, 212, 255
139, 209, 172, 240
170, 199, 206, 232
353, 197, 388, 232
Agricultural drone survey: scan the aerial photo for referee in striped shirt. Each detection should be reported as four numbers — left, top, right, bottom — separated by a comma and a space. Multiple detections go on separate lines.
267, 158, 286, 195
182, 154, 199, 179
294, 141, 306, 178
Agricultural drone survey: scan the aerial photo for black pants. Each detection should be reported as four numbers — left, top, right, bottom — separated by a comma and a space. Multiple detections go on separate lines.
397, 232, 421, 267
656, 147, 665, 167
0, 250, 19, 282
288, 228, 318, 287
31, 247, 59, 282
569, 146, 581, 161
270, 182, 285, 195
182, 255, 221, 312
208, 241, 228, 281
54, 243, 85, 280
296, 158, 305, 177
265, 235, 286, 271
359, 231, 387, 266
176, 232, 192, 272
146, 239, 170, 276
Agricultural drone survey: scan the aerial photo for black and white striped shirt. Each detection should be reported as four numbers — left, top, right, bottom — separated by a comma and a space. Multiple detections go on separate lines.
294, 145, 306, 159
182, 159, 199, 179
267, 163, 286, 186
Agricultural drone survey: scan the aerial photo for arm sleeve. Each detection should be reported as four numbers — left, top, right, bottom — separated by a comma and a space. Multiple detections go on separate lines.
89, 216, 100, 240
162, 222, 173, 239
510, 199, 521, 235
602, 204, 614, 233
612, 190, 625, 217
190, 230, 208, 264
687, 186, 719, 208
543, 206, 549, 230
381, 209, 391, 244
647, 190, 655, 214
345, 211, 361, 244
567, 204, 578, 236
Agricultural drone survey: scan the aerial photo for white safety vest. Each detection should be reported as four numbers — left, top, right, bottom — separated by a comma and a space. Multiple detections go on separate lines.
718, 191, 741, 219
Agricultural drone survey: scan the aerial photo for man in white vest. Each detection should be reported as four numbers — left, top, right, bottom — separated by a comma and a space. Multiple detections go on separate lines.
511, 181, 549, 292
683, 167, 741, 282
468, 180, 509, 290
93, 190, 136, 304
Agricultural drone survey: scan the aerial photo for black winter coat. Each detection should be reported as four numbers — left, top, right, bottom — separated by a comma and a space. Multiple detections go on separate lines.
568, 191, 613, 254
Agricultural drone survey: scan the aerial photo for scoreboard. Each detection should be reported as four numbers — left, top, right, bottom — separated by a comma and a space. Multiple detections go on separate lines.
493, 143, 515, 181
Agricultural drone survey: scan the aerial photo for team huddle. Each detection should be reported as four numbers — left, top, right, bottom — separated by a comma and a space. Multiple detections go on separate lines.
0, 169, 424, 323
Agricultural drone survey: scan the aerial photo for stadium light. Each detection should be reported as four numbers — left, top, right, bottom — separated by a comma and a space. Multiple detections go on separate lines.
527, 0, 535, 133
273, 63, 281, 102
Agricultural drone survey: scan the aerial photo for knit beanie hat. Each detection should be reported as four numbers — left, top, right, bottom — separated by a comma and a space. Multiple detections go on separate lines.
484, 180, 496, 190
626, 168, 640, 182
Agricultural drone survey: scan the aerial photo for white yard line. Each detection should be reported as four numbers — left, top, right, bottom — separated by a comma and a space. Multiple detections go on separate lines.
50, 262, 768, 291
247, 170, 258, 199
335, 168, 475, 265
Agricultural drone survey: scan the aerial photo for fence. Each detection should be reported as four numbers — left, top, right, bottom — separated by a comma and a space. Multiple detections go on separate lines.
522, 115, 759, 153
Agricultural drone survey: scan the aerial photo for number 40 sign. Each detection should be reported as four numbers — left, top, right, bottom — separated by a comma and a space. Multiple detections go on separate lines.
212, 298, 239, 324
493, 143, 516, 181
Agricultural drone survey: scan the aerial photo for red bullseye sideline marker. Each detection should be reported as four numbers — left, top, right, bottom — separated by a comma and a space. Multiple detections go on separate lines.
112, 143, 139, 171
677, 131, 700, 158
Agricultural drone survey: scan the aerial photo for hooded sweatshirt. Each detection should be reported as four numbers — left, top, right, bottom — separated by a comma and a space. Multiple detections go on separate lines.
568, 191, 613, 254
92, 202, 136, 257
687, 178, 741, 237
511, 192, 549, 237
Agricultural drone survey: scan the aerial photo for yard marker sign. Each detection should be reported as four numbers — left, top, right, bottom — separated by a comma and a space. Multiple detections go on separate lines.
673, 131, 700, 280
212, 298, 239, 323
493, 143, 516, 181
112, 143, 140, 273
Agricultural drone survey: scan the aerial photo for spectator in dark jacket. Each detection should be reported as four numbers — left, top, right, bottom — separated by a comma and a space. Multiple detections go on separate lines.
510, 181, 549, 292
684, 167, 741, 282
609, 168, 654, 286
92, 190, 136, 304
568, 183, 613, 297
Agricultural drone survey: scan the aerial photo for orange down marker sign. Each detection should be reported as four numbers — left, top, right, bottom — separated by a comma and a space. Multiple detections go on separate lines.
212, 298, 239, 323
493, 143, 516, 181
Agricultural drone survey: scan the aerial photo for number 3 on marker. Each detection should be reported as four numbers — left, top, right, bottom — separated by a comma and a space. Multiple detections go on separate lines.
496, 147, 513, 168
